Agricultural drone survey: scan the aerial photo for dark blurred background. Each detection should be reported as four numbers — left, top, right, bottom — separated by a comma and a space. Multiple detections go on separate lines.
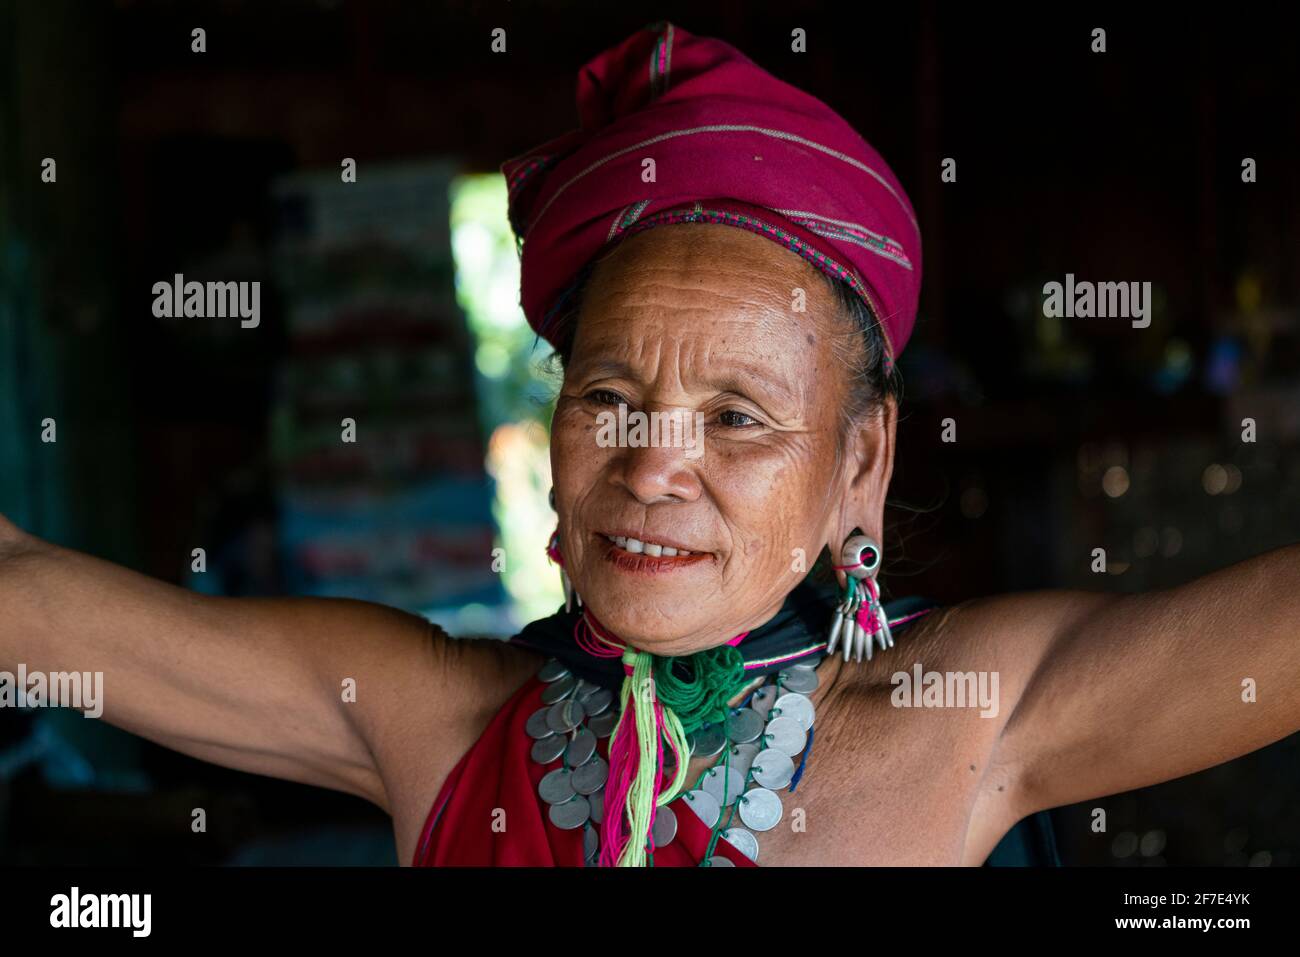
1, 0, 1297, 866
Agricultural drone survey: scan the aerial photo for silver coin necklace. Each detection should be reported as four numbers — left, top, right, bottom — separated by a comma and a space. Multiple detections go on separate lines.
527, 656, 822, 866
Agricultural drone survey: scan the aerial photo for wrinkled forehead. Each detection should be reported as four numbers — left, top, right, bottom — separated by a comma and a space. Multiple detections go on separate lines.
572, 225, 840, 363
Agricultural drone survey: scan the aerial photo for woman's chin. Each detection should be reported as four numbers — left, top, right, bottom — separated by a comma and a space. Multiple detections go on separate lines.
580, 595, 711, 654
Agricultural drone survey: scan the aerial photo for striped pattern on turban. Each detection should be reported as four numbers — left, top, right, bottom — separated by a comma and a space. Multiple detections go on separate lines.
503, 21, 922, 366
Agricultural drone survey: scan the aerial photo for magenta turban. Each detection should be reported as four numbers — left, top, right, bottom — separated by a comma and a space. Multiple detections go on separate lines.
503, 21, 922, 366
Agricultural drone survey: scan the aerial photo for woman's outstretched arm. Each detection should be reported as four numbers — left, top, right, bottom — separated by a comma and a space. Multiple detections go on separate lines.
0, 512, 529, 815
966, 543, 1300, 818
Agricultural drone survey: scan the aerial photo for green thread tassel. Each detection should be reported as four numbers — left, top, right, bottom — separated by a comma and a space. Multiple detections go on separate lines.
660, 705, 690, 806
653, 642, 749, 735
616, 649, 654, 867
612, 648, 692, 867
608, 642, 752, 866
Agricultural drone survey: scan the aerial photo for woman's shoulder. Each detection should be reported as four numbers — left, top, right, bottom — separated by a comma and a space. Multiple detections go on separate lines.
435, 626, 547, 699
883, 594, 944, 629
851, 589, 1070, 722
366, 625, 544, 827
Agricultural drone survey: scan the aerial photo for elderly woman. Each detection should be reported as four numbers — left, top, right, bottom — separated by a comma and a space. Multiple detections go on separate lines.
2, 23, 1298, 868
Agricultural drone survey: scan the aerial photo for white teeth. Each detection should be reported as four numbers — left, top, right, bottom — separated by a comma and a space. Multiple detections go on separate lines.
604, 534, 695, 556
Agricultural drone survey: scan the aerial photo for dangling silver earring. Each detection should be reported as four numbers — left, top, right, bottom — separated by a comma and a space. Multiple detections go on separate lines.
827, 534, 893, 663
546, 489, 581, 612
563, 568, 581, 613
559, 555, 577, 613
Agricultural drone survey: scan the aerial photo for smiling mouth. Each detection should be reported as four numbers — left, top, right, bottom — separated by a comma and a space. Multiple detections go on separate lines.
593, 531, 712, 573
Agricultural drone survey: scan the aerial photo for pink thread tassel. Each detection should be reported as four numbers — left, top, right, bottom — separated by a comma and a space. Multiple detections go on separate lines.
599, 688, 639, 866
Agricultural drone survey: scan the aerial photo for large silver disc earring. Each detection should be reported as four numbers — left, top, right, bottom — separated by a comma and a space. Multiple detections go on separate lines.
828, 534, 892, 663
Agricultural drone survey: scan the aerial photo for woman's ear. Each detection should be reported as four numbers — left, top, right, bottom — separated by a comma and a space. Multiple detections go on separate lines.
830, 397, 898, 593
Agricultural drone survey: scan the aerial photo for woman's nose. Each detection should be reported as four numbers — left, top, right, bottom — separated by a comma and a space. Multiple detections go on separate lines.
610, 441, 702, 505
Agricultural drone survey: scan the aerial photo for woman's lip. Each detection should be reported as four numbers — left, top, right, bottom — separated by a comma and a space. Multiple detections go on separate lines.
593, 532, 711, 574
597, 529, 706, 556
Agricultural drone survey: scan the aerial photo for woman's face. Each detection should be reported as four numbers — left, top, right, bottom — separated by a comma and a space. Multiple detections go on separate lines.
550, 224, 894, 656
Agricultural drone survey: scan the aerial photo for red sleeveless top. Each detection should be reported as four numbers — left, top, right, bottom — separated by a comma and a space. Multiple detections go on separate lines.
412, 673, 756, 866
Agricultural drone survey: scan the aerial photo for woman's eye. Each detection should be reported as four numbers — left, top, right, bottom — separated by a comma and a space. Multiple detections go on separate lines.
719, 409, 759, 428
586, 389, 627, 406
582, 391, 757, 428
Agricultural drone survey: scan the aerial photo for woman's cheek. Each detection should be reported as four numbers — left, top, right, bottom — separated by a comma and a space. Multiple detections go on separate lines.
707, 433, 808, 489
552, 406, 594, 460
